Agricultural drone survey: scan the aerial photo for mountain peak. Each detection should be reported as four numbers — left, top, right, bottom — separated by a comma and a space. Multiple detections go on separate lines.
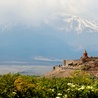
55, 14, 98, 34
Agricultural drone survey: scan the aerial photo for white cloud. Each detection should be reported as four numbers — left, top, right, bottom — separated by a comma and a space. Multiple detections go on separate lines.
0, 0, 98, 29
33, 56, 62, 62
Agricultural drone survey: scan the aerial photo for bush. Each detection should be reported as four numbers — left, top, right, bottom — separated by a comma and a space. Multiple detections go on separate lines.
0, 72, 98, 98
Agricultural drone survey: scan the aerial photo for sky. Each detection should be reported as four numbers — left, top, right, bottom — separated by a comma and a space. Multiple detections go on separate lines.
0, 0, 98, 62
0, 0, 98, 29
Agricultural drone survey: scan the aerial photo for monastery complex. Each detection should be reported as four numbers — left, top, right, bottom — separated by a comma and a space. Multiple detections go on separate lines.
45, 50, 98, 78
63, 50, 98, 67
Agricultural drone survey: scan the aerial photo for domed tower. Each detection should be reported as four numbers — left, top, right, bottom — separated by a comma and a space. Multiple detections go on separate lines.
82, 50, 88, 58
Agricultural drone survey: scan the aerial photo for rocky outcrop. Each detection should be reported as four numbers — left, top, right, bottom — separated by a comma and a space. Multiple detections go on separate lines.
44, 50, 98, 78
44, 67, 74, 78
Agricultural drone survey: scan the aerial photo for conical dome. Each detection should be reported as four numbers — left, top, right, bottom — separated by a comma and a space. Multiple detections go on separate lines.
83, 50, 88, 58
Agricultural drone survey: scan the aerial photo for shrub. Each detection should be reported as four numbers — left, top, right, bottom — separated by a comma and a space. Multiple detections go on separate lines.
0, 72, 98, 98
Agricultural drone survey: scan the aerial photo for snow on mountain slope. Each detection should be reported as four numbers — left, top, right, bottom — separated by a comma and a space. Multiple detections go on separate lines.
1, 14, 98, 34
52, 14, 98, 34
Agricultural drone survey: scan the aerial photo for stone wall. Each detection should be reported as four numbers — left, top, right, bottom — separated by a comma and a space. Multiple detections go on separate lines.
63, 59, 80, 66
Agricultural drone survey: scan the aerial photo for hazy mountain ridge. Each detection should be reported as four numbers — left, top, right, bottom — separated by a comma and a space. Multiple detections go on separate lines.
0, 14, 98, 64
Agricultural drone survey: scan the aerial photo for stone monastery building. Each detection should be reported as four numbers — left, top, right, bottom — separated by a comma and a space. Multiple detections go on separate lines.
63, 50, 98, 66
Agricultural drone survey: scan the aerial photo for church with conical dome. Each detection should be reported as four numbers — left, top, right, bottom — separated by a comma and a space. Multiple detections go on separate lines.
63, 50, 98, 66
82, 50, 88, 58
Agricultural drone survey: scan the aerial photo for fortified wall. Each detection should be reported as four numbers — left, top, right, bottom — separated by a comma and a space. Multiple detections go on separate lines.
63, 60, 80, 66
63, 50, 88, 66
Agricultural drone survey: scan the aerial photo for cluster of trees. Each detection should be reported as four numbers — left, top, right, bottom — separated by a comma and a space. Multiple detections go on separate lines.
0, 71, 98, 98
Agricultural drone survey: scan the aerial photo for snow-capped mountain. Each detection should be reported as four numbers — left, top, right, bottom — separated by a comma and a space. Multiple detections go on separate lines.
1, 14, 98, 34
51, 14, 98, 34
0, 14, 98, 64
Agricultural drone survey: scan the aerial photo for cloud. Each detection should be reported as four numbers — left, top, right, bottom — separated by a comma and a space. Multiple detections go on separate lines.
33, 56, 62, 62
0, 0, 98, 29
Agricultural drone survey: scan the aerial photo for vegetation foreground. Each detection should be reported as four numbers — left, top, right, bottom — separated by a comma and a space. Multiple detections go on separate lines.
0, 71, 98, 98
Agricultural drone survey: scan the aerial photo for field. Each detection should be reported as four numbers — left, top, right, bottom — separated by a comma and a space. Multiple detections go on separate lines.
0, 71, 98, 98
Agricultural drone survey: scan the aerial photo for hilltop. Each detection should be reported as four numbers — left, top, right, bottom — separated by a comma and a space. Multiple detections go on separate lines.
44, 50, 98, 78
